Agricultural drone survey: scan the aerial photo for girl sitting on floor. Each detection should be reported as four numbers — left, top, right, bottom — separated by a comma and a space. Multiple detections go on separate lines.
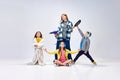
45, 42, 79, 66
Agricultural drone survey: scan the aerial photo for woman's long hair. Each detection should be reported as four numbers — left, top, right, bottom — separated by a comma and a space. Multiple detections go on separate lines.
61, 13, 69, 22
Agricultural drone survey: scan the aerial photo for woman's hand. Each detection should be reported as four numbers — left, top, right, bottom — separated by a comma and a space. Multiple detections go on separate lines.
54, 33, 58, 37
76, 26, 79, 29
71, 26, 75, 31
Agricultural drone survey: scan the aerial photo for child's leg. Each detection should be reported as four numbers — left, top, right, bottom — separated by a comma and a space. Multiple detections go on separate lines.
38, 49, 44, 65
33, 49, 39, 65
73, 50, 84, 62
63, 60, 72, 66
84, 51, 95, 63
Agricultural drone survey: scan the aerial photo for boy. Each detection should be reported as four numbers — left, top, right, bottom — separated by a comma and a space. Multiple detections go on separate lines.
72, 26, 96, 65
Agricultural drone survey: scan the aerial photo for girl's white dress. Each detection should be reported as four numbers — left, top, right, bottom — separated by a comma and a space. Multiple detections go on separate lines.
33, 38, 44, 65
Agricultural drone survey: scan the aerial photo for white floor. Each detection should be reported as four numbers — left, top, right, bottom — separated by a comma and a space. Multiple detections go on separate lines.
0, 59, 120, 80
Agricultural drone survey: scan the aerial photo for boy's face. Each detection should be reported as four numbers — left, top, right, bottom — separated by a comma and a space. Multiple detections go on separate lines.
84, 32, 88, 37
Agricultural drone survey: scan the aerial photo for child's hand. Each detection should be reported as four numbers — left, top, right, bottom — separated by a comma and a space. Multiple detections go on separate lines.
34, 45, 38, 48
78, 49, 81, 52
44, 48, 48, 52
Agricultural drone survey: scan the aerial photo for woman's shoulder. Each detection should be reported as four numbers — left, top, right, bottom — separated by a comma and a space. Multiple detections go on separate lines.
67, 21, 73, 26
68, 20, 72, 23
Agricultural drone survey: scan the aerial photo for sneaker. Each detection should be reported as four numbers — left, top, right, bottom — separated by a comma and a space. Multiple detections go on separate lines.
92, 61, 97, 65
71, 60, 75, 65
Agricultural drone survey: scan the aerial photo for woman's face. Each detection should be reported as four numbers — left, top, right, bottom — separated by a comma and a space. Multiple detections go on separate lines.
60, 42, 65, 48
36, 32, 41, 38
61, 15, 67, 22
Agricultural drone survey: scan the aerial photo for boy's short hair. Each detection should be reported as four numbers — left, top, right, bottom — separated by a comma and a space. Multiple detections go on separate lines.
87, 31, 92, 37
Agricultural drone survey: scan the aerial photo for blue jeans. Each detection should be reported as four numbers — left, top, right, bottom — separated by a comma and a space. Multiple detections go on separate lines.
55, 39, 72, 60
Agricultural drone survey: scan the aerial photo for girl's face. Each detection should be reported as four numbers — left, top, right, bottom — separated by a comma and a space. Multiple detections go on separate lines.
60, 42, 65, 48
61, 15, 67, 22
36, 32, 41, 38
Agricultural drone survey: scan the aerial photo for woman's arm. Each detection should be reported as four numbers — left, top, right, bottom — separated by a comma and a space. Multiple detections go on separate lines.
57, 24, 62, 34
68, 21, 73, 32
55, 24, 62, 39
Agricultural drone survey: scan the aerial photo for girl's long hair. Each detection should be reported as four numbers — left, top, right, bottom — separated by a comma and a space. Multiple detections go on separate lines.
61, 13, 69, 22
58, 47, 66, 54
34, 31, 43, 38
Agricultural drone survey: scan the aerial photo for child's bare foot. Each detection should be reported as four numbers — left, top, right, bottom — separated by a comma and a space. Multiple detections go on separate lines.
66, 63, 70, 66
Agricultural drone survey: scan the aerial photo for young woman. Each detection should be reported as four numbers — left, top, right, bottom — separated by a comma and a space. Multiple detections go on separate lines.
45, 42, 79, 66
54, 13, 74, 60
33, 31, 45, 65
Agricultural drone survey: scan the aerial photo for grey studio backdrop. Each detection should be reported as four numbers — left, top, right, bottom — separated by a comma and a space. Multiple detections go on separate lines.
0, 0, 120, 61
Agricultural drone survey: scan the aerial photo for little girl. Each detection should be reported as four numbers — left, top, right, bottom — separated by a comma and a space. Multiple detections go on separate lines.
33, 31, 44, 65
45, 42, 79, 66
